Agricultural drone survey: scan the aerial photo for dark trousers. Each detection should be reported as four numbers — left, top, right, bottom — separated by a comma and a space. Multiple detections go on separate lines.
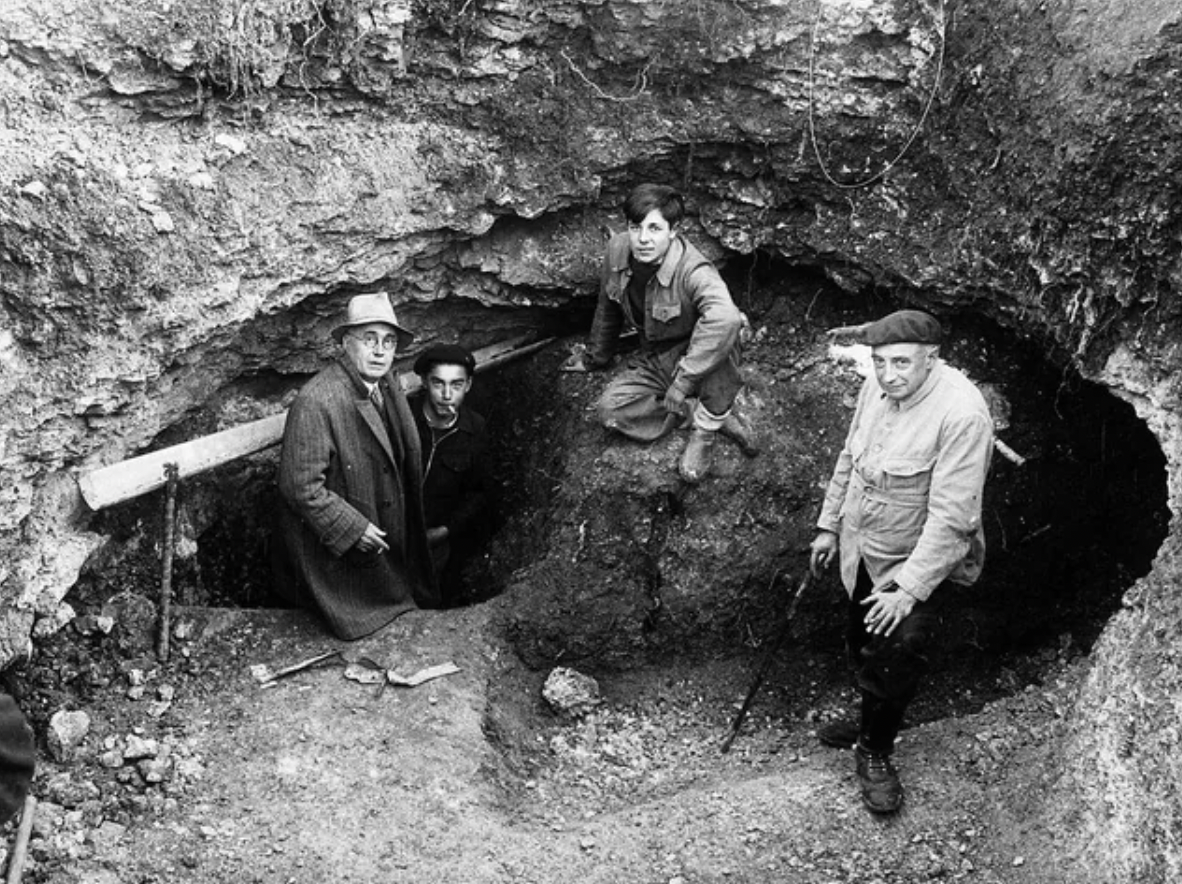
848, 563, 942, 754
595, 340, 744, 441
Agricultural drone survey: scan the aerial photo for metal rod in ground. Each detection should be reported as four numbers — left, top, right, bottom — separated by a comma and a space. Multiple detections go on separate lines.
6, 795, 36, 884
157, 462, 179, 664
721, 570, 814, 754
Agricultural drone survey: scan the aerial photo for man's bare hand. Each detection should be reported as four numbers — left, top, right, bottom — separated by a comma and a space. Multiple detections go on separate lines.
663, 384, 689, 415
356, 523, 389, 555
860, 582, 916, 637
809, 530, 838, 577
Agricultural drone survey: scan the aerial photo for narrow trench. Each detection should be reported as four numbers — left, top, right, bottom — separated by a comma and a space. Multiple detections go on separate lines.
54, 257, 1170, 816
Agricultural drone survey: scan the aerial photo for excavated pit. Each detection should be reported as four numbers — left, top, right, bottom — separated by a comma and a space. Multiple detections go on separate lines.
60, 259, 1170, 801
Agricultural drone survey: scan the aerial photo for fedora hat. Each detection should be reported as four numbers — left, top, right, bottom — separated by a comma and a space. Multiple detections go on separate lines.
331, 292, 415, 348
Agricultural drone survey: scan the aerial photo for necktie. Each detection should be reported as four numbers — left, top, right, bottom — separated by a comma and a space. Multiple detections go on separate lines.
370, 385, 384, 410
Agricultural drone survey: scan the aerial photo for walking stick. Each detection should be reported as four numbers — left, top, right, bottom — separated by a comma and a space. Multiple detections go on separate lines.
721, 569, 814, 753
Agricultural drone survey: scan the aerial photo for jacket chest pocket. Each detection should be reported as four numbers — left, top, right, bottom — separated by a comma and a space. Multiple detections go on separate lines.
651, 300, 682, 323
880, 456, 935, 498
855, 454, 935, 537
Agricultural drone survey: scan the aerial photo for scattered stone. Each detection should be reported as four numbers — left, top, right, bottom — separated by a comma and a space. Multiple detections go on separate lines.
48, 710, 91, 762
127, 669, 145, 687
542, 667, 602, 718
89, 820, 127, 850
115, 769, 138, 786
123, 735, 159, 761
33, 603, 76, 638
187, 172, 215, 191
74, 614, 116, 636
214, 133, 247, 155
19, 180, 46, 199
151, 211, 175, 234
31, 801, 65, 839
44, 773, 100, 808
126, 685, 145, 701
174, 757, 204, 781
157, 684, 176, 701
98, 749, 124, 769
138, 758, 170, 784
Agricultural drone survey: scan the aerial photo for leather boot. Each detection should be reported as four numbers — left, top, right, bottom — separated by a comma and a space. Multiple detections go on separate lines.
720, 411, 760, 457
679, 429, 716, 483
855, 743, 904, 813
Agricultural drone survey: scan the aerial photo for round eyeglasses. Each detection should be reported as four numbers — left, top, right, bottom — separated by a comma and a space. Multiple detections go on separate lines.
348, 332, 399, 352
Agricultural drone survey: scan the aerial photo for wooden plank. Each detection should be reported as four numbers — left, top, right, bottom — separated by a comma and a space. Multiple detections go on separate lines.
77, 336, 555, 511
77, 413, 288, 511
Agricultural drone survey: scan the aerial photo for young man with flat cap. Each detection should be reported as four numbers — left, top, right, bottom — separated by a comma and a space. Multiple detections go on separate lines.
272, 292, 438, 639
562, 183, 758, 483
409, 343, 491, 607
809, 309, 994, 813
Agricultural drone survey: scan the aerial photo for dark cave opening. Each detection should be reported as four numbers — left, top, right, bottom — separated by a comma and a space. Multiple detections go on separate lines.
67, 254, 1170, 736
714, 254, 1172, 729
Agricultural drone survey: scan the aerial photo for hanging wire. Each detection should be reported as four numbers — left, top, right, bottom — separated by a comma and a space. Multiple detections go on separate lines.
807, 0, 947, 189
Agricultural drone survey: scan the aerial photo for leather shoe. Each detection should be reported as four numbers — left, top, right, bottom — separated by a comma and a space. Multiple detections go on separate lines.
679, 429, 716, 483
855, 745, 904, 814
816, 719, 859, 750
720, 412, 760, 457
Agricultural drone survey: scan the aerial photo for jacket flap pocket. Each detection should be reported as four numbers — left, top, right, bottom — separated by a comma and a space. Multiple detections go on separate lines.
881, 456, 936, 478
652, 302, 682, 322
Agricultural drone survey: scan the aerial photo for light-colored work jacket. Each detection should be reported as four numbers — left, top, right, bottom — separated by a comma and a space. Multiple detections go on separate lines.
817, 360, 994, 601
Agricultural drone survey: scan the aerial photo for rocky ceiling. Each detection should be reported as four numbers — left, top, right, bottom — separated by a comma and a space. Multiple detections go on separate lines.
1, 0, 1182, 878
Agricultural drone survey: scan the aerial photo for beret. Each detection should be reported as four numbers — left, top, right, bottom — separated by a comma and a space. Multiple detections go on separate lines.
862, 310, 943, 346
413, 343, 477, 376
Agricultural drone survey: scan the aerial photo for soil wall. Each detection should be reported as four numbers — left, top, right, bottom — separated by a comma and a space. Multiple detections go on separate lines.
1, 1, 1181, 877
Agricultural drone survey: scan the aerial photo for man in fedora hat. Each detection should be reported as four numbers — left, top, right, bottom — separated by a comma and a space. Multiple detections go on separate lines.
809, 309, 994, 814
272, 292, 439, 639
409, 343, 493, 607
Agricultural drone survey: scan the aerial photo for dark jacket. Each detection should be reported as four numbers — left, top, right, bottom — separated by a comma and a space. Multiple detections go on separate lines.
409, 391, 490, 541
586, 231, 742, 394
273, 357, 438, 639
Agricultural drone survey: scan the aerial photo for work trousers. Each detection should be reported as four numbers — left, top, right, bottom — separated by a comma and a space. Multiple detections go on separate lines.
595, 339, 743, 441
848, 562, 943, 754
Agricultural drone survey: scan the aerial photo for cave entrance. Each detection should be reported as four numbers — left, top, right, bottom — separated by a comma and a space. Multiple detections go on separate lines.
68, 257, 1168, 771
477, 257, 1171, 815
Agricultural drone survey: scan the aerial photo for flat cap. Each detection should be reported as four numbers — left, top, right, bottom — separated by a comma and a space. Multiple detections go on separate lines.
413, 343, 477, 377
862, 310, 943, 346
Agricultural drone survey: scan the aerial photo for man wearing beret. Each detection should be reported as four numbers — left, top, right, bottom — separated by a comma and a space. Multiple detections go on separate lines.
409, 344, 492, 608
272, 293, 438, 639
562, 183, 758, 483
809, 309, 994, 813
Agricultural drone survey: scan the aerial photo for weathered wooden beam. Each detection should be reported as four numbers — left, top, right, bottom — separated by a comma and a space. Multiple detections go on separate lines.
78, 412, 289, 512
77, 335, 555, 511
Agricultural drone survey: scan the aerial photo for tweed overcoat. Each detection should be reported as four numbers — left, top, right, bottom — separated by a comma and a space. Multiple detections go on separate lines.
274, 356, 438, 639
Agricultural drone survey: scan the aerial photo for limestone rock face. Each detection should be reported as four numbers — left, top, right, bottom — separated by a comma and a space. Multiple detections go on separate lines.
2, 1, 1182, 878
